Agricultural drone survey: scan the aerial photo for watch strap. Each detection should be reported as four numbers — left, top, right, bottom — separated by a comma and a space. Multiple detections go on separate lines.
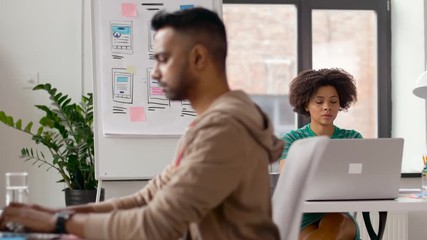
54, 211, 74, 234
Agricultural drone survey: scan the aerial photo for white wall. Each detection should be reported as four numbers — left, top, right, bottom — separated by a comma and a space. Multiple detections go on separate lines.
392, 0, 427, 238
0, 0, 83, 208
392, 0, 426, 174
0, 0, 145, 208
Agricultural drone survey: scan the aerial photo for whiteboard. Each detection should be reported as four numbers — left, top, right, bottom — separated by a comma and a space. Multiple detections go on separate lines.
92, 0, 222, 179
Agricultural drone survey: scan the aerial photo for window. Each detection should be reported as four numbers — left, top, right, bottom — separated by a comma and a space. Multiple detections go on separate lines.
224, 0, 391, 140
312, 10, 378, 137
223, 4, 297, 136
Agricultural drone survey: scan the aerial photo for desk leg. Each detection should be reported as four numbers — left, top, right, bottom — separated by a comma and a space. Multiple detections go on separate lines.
96, 179, 103, 203
377, 212, 387, 240
362, 211, 388, 240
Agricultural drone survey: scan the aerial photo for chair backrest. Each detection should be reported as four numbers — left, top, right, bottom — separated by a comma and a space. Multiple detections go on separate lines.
272, 136, 329, 240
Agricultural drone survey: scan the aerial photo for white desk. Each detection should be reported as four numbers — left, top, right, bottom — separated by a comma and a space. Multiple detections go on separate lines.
302, 196, 427, 240
303, 196, 427, 213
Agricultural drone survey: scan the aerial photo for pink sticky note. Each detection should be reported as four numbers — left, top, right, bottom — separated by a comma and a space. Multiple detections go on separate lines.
130, 107, 146, 122
122, 3, 137, 17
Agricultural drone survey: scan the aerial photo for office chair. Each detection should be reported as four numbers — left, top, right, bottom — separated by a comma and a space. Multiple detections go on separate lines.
272, 136, 329, 240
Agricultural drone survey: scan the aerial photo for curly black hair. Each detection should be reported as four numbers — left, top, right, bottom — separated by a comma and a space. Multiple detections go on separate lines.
289, 68, 357, 117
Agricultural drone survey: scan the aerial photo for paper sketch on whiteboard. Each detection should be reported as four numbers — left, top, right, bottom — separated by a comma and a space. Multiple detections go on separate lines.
110, 20, 133, 54
146, 68, 170, 111
98, 0, 215, 136
112, 68, 133, 104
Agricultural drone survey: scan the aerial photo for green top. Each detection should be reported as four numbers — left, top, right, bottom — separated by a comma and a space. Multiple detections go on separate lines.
280, 124, 363, 160
279, 124, 362, 239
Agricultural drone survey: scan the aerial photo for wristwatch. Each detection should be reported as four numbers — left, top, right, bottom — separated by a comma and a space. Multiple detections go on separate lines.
54, 211, 75, 234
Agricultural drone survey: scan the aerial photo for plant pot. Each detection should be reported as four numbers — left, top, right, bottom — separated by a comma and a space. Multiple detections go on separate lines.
64, 188, 105, 206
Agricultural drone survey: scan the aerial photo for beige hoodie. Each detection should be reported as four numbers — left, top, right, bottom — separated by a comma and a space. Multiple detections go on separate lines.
84, 90, 284, 239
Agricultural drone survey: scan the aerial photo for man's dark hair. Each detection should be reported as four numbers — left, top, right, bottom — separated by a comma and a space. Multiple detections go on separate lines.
151, 7, 227, 72
289, 68, 358, 117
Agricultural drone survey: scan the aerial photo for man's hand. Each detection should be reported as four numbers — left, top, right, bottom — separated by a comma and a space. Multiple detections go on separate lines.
0, 202, 56, 233
9, 202, 57, 214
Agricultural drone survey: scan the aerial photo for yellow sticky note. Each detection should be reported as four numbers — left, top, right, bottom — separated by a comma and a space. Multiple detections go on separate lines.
126, 65, 136, 74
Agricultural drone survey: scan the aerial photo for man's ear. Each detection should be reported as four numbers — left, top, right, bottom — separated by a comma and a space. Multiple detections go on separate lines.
190, 44, 208, 70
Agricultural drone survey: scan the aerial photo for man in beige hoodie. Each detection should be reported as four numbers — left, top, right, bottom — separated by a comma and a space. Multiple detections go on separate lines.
1, 7, 283, 240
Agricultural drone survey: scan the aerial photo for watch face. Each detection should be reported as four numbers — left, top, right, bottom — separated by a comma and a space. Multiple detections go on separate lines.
58, 210, 75, 220
58, 212, 71, 219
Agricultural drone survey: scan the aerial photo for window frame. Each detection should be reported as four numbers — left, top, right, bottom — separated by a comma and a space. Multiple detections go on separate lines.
223, 0, 392, 137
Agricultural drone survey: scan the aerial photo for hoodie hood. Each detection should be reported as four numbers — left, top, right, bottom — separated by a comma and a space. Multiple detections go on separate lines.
196, 90, 284, 164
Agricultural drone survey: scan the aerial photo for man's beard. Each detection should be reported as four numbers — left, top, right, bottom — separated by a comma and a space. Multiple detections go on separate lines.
165, 67, 195, 101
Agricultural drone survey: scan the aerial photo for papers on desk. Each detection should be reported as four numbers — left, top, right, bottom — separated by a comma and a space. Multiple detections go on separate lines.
399, 188, 422, 194
398, 188, 426, 199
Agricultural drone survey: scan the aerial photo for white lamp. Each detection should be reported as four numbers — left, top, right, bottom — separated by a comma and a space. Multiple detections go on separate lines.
413, 71, 427, 99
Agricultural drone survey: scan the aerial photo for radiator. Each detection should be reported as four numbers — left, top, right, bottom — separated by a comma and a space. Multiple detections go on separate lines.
356, 212, 408, 240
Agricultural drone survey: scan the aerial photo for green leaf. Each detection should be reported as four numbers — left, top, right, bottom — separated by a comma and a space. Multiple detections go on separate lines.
54, 93, 63, 101
15, 119, 22, 130
58, 95, 68, 105
24, 122, 33, 133
39, 116, 54, 128
0, 111, 5, 120
35, 105, 52, 116
50, 88, 57, 96
32, 84, 45, 91
6, 116, 14, 126
36, 126, 44, 135
61, 98, 71, 108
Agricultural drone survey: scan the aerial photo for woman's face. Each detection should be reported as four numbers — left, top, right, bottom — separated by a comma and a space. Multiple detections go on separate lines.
306, 86, 340, 127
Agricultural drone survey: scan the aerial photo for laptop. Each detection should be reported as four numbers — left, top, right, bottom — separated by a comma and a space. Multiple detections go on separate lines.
304, 138, 404, 201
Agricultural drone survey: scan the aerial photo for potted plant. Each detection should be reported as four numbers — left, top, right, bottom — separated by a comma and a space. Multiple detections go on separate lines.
0, 83, 104, 205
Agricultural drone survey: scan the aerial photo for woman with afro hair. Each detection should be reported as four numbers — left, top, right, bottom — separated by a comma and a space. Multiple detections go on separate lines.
279, 68, 362, 240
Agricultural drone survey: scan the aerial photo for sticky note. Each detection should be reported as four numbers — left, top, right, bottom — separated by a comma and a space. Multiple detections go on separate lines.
122, 3, 137, 17
180, 4, 194, 10
126, 65, 136, 74
130, 107, 146, 122
348, 163, 363, 174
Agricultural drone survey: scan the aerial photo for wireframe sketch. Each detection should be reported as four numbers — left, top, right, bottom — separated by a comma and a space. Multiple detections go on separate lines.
148, 23, 156, 53
145, 5, 161, 60
112, 68, 134, 104
141, 2, 164, 11
112, 105, 127, 115
181, 100, 196, 117
110, 21, 133, 54
147, 68, 170, 111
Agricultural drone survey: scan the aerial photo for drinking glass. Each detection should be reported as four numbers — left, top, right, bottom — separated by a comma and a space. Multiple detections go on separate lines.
5, 172, 29, 232
5, 172, 29, 206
